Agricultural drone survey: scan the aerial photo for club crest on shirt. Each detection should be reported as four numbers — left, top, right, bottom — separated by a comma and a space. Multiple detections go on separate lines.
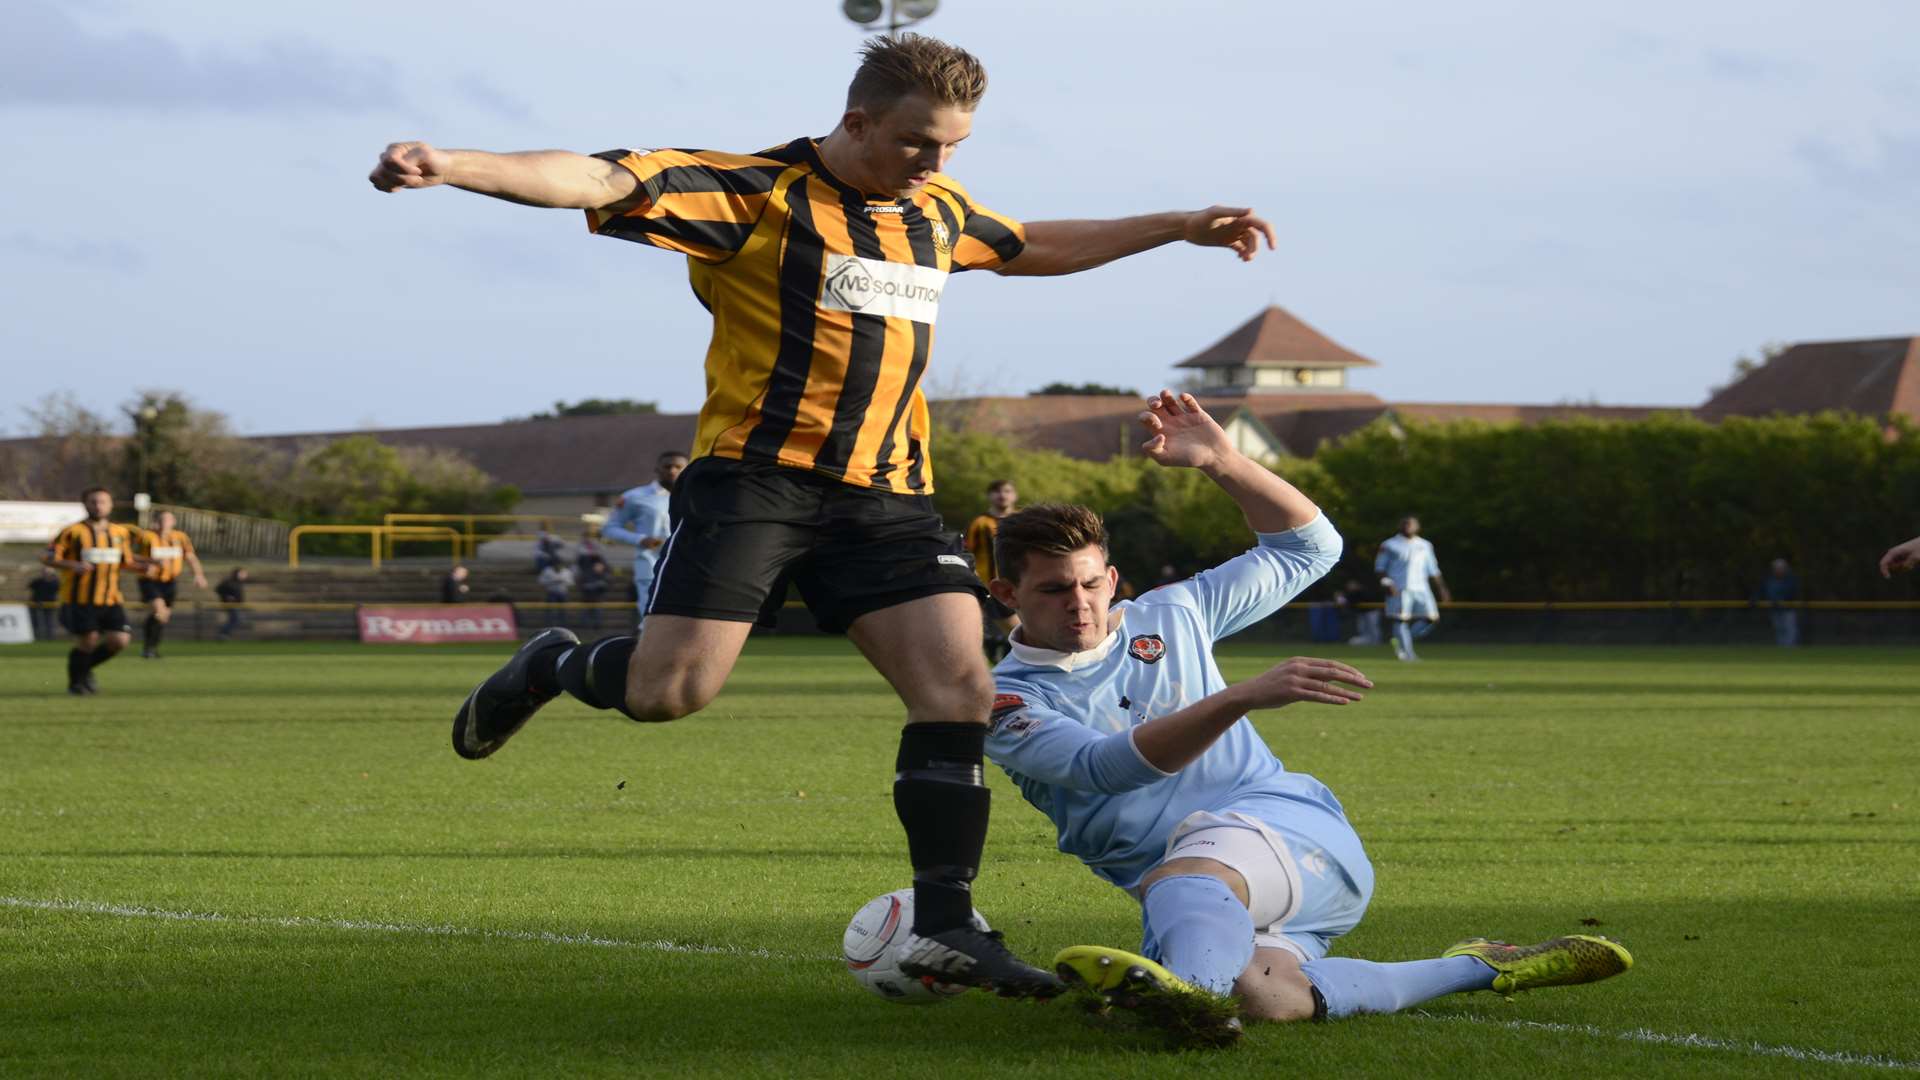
929, 220, 951, 254
989, 693, 1041, 737
1127, 634, 1167, 664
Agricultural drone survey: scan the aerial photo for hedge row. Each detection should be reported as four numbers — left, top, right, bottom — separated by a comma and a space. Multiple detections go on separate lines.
931, 412, 1920, 601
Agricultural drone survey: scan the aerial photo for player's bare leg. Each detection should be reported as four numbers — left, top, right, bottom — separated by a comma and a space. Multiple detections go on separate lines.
66, 628, 129, 695
847, 592, 1063, 999
143, 596, 171, 658
452, 614, 755, 758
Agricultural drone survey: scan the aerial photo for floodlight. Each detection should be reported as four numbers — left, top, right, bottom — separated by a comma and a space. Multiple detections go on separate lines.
843, 0, 883, 24
896, 0, 939, 18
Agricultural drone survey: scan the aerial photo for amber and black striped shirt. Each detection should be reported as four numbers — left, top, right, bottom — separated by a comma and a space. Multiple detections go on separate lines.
965, 513, 1001, 583
140, 527, 195, 583
48, 520, 136, 606
585, 137, 1025, 493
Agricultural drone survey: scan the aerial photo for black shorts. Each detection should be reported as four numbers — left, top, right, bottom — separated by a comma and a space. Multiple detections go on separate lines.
982, 595, 1016, 623
59, 603, 132, 636
648, 457, 986, 633
138, 579, 178, 604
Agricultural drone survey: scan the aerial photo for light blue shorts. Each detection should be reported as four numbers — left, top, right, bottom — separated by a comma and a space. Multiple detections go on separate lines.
1385, 590, 1438, 622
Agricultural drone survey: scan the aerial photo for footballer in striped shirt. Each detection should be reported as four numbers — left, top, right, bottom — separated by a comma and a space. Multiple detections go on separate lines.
136, 509, 210, 659
368, 32, 1276, 999
42, 487, 150, 695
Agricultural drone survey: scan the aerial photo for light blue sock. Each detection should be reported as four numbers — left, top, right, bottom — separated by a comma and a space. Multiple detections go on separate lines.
1141, 875, 1255, 995
1299, 956, 1494, 1018
1395, 621, 1417, 656
1411, 618, 1436, 640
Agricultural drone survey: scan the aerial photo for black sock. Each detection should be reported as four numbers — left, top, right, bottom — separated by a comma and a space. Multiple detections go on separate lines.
552, 636, 639, 719
88, 643, 118, 670
67, 648, 88, 686
893, 722, 992, 935
144, 616, 162, 651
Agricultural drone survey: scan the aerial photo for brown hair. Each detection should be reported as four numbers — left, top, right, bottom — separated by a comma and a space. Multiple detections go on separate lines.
993, 503, 1108, 582
847, 33, 987, 115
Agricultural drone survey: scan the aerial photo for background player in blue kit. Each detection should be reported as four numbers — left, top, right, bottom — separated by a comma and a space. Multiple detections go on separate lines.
600, 451, 686, 625
983, 391, 1631, 1042
1375, 516, 1451, 661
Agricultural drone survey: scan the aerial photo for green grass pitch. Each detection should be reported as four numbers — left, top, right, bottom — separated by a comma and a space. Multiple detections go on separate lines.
3, 638, 1916, 1077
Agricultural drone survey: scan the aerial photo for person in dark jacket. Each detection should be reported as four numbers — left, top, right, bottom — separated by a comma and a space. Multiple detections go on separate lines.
215, 568, 249, 640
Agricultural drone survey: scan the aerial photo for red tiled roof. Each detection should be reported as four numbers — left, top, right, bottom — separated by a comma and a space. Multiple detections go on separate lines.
1697, 337, 1920, 420
1174, 306, 1379, 370
252, 413, 699, 495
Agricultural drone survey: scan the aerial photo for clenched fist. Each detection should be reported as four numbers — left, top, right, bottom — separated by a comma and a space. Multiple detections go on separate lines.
369, 141, 453, 192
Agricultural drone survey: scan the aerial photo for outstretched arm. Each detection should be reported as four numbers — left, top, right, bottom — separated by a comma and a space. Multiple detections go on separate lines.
1131, 656, 1371, 773
1137, 390, 1319, 532
368, 141, 639, 209
997, 206, 1275, 277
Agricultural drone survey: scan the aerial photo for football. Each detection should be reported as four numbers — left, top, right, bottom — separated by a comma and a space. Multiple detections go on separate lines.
842, 888, 989, 1004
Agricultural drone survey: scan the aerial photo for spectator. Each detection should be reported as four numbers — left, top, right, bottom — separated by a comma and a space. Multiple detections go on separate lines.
1757, 557, 1799, 647
537, 561, 575, 627
441, 564, 471, 604
1335, 577, 1385, 646
27, 566, 60, 641
533, 530, 565, 573
575, 532, 605, 574
577, 555, 611, 630
215, 567, 249, 641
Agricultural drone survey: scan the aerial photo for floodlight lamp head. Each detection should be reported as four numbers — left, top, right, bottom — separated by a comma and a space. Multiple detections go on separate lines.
842, 0, 883, 25
896, 0, 939, 18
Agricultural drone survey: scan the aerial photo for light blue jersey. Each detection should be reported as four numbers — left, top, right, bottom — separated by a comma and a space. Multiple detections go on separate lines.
1374, 534, 1440, 595
602, 481, 672, 602
985, 513, 1371, 897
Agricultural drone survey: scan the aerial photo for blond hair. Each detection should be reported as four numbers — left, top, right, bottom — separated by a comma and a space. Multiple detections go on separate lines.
994, 503, 1109, 582
847, 33, 988, 115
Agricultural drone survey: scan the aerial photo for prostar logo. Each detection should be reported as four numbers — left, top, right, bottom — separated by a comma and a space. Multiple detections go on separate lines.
1127, 634, 1167, 664
818, 254, 947, 324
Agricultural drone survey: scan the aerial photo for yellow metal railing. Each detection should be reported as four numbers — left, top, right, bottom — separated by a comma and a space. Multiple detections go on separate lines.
288, 525, 462, 569
381, 513, 575, 559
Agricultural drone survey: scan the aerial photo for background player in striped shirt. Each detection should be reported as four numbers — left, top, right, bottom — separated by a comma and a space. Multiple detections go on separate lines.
965, 479, 1018, 660
137, 510, 210, 659
42, 488, 149, 695
369, 34, 1274, 996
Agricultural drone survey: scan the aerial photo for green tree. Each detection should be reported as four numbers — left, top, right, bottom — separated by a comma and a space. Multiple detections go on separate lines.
526, 398, 659, 420
1031, 382, 1139, 397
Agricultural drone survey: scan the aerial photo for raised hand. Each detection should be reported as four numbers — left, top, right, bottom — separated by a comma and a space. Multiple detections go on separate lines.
1138, 390, 1233, 469
1182, 205, 1277, 262
369, 141, 453, 192
1880, 535, 1920, 578
1239, 656, 1373, 709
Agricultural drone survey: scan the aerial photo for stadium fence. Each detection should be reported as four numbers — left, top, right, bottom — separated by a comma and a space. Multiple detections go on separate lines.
15, 600, 1920, 646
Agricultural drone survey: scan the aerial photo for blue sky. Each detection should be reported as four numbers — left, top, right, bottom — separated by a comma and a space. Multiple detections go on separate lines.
4, 0, 1916, 434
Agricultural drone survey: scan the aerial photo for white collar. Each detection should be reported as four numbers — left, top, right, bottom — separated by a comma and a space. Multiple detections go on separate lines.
1006, 607, 1127, 672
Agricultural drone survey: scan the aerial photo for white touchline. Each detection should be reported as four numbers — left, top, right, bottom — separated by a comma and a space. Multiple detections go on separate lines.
1412, 1011, 1920, 1073
1, 896, 838, 963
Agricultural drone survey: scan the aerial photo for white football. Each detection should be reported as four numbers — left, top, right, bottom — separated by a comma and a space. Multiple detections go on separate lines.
842, 888, 989, 1004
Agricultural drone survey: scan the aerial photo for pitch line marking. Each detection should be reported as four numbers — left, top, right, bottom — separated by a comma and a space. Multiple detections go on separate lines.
1413, 1011, 1920, 1073
0, 895, 837, 962
11, 897, 1917, 1070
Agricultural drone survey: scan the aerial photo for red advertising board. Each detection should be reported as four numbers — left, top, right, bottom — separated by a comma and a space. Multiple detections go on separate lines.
357, 604, 519, 644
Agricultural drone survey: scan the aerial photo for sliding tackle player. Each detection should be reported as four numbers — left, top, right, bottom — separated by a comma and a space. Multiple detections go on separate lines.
983, 392, 1632, 1043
